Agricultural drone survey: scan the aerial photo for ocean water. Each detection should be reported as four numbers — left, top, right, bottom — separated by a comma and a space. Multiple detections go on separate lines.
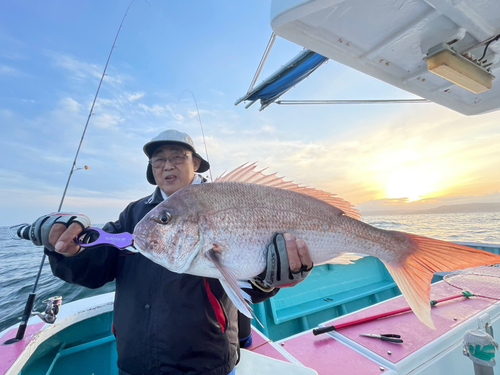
0, 212, 499, 333
363, 212, 500, 244
0, 226, 115, 334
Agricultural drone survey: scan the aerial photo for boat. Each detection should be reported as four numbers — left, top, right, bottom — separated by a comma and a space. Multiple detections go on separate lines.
2, 1, 500, 374
2, 242, 500, 374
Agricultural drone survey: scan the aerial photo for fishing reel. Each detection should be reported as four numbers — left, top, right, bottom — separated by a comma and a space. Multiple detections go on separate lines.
32, 296, 62, 324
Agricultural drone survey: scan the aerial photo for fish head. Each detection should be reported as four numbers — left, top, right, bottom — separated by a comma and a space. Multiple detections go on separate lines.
133, 187, 204, 273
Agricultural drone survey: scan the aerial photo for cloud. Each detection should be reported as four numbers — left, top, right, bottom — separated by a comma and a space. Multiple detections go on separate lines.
2, 51, 27, 60
357, 192, 500, 213
0, 169, 25, 185
138, 103, 166, 115
138, 103, 185, 121
59, 97, 81, 112
210, 89, 225, 96
44, 50, 127, 86
92, 112, 123, 129
241, 124, 276, 136
0, 64, 22, 76
127, 92, 145, 101
198, 102, 500, 213
0, 109, 15, 118
0, 187, 139, 226
43, 97, 85, 134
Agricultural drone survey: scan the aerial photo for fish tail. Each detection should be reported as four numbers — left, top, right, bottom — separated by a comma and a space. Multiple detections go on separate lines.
382, 233, 500, 329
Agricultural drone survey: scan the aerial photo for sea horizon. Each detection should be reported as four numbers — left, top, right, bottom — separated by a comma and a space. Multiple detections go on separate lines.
360, 202, 500, 217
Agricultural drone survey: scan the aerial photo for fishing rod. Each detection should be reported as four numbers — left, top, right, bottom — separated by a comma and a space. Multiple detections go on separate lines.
179, 89, 213, 182
4, 0, 136, 344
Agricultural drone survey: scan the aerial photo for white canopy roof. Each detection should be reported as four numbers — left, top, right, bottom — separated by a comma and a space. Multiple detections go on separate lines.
271, 0, 500, 115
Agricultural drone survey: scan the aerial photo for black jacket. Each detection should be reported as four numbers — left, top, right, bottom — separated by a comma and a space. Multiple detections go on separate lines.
45, 187, 277, 375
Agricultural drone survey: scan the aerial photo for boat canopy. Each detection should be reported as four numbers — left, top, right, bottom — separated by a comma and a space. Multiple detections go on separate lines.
269, 0, 500, 116
234, 49, 328, 111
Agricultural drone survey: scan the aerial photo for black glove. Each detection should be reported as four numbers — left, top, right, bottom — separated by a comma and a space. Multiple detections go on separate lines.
252, 233, 313, 291
27, 212, 91, 251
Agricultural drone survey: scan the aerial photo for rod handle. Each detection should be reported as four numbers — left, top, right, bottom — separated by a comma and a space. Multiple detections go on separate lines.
16, 293, 37, 340
18, 225, 31, 240
313, 325, 336, 335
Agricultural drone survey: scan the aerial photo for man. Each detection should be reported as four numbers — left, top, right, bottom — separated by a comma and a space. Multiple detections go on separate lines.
31, 129, 313, 375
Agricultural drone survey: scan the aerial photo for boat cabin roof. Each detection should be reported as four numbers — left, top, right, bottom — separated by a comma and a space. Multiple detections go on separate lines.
270, 0, 500, 115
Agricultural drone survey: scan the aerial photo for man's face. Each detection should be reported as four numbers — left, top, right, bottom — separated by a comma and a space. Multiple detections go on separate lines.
151, 145, 201, 196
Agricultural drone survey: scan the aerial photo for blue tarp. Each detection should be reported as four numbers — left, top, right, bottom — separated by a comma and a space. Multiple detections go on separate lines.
235, 50, 328, 110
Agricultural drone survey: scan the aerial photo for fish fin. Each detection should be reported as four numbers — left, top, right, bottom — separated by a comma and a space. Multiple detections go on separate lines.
206, 249, 253, 318
382, 233, 500, 329
238, 280, 253, 290
227, 279, 264, 328
215, 162, 360, 220
317, 253, 364, 265
219, 279, 252, 317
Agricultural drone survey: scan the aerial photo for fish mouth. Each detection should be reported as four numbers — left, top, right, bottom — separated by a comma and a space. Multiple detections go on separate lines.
133, 235, 148, 252
133, 235, 161, 254
132, 225, 204, 275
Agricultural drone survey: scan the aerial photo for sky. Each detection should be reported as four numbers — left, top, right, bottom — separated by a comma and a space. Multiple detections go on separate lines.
1, 0, 499, 226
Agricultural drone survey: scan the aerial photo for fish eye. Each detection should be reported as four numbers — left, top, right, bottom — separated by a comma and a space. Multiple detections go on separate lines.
153, 211, 172, 225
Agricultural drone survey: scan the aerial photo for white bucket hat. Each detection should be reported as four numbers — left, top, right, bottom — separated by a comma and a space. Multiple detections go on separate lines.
143, 129, 210, 185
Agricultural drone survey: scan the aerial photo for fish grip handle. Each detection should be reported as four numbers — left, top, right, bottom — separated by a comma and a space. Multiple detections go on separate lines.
75, 227, 135, 250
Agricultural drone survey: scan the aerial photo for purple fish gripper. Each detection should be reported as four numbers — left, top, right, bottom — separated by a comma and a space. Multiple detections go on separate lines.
75, 227, 135, 250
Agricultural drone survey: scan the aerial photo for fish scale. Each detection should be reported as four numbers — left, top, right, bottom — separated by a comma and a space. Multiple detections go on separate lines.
195, 184, 353, 268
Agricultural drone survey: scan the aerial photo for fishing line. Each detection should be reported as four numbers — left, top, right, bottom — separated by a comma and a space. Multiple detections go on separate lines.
5, 0, 136, 344
444, 265, 500, 300
179, 89, 213, 182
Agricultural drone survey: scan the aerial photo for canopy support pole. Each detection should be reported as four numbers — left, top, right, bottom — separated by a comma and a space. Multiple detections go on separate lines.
275, 99, 431, 105
246, 32, 277, 95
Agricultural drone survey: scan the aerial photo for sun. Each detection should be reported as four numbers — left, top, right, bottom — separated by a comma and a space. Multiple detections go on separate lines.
384, 170, 438, 202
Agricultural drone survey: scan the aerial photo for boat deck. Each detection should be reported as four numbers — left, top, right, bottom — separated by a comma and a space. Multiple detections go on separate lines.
246, 281, 500, 374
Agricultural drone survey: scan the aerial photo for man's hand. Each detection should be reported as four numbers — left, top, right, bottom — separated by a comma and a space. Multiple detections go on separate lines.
29, 213, 91, 256
282, 233, 313, 275
252, 233, 313, 291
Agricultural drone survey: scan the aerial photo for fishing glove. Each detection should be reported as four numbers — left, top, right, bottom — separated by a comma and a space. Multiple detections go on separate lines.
27, 212, 91, 252
252, 233, 313, 292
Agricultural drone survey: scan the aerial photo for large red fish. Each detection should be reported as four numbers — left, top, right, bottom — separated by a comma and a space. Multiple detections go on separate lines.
133, 163, 500, 328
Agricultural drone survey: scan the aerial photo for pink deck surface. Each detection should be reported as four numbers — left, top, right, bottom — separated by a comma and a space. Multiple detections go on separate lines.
281, 333, 385, 374
0, 322, 45, 374
247, 282, 497, 374
316, 282, 495, 364
247, 327, 291, 362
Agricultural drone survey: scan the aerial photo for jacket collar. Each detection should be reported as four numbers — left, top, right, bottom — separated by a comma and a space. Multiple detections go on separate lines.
145, 187, 164, 205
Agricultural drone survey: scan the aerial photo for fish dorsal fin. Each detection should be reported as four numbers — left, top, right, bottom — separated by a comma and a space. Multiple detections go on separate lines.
215, 162, 361, 220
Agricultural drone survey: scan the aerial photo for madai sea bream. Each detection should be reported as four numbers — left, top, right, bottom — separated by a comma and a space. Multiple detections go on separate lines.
133, 163, 500, 328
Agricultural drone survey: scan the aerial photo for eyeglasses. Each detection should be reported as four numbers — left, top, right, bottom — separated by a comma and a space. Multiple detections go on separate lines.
149, 153, 191, 168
